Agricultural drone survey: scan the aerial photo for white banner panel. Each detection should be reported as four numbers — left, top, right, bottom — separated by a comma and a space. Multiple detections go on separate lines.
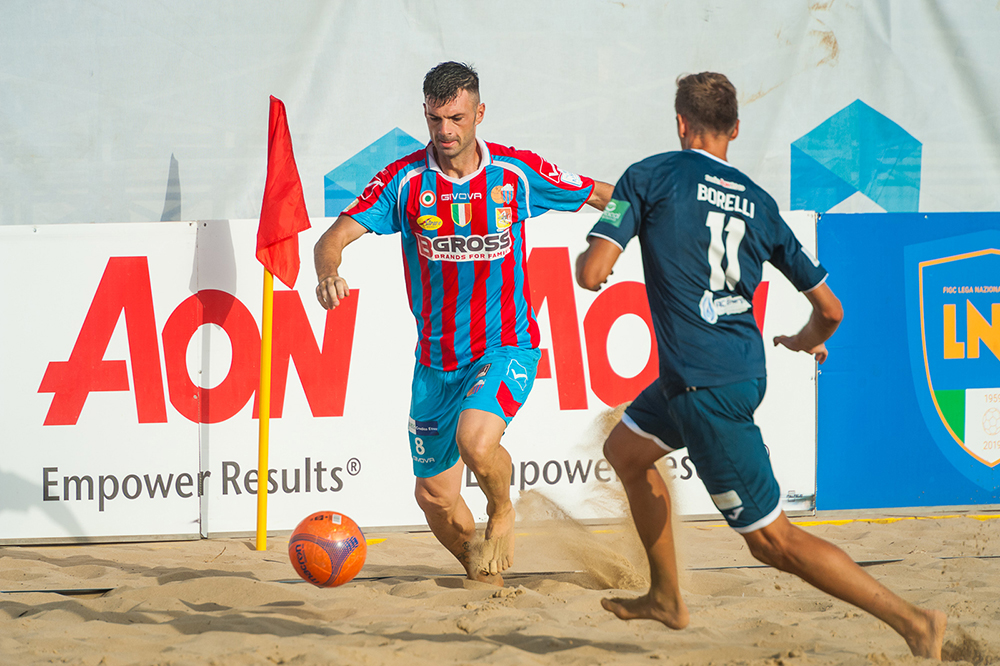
0, 212, 817, 542
0, 223, 202, 541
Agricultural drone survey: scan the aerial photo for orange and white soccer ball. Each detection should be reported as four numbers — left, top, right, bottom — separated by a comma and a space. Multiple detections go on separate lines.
288, 511, 367, 587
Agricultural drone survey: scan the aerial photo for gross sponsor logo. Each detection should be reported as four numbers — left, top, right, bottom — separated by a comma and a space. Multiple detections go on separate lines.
416, 229, 511, 262
417, 215, 443, 231
496, 207, 512, 229
491, 184, 515, 205
420, 190, 435, 206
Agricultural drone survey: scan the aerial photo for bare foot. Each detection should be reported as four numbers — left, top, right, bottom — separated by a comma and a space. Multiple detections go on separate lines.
601, 592, 689, 630
904, 609, 946, 660
478, 503, 515, 579
459, 538, 504, 586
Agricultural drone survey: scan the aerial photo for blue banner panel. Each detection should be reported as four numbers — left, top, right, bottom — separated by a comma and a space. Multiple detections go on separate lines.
818, 213, 1000, 509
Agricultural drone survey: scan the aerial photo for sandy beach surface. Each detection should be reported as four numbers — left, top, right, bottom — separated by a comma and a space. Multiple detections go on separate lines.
1, 495, 998, 666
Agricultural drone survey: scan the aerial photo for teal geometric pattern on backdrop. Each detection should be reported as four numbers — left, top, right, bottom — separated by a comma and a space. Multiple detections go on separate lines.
791, 100, 921, 212
324, 128, 425, 217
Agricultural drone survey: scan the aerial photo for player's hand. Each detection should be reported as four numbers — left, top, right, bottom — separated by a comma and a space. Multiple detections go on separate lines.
316, 275, 350, 310
773, 335, 829, 364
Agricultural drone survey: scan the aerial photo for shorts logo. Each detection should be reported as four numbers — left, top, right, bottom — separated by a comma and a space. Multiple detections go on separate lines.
599, 199, 630, 227
420, 190, 435, 207
506, 359, 529, 391
495, 207, 512, 229
466, 379, 485, 397
710, 490, 744, 522
407, 418, 439, 437
417, 215, 443, 231
491, 184, 515, 205
476, 363, 491, 378
451, 203, 472, 227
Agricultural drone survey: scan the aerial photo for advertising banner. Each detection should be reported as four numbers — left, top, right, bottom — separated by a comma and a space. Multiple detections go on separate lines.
1, 212, 819, 542
817, 213, 1000, 509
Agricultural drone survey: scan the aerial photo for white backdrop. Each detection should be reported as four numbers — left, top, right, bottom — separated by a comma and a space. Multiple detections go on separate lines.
1, 1, 999, 229
0, 212, 817, 543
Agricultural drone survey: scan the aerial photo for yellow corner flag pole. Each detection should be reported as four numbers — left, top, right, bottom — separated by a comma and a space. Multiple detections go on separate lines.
256, 268, 274, 551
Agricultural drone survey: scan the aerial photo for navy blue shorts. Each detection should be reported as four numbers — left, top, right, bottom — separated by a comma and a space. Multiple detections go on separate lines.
621, 378, 782, 533
407, 347, 541, 478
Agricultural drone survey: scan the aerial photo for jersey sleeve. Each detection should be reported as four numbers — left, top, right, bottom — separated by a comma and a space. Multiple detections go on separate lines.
587, 166, 641, 250
768, 212, 829, 292
492, 146, 594, 217
342, 166, 401, 235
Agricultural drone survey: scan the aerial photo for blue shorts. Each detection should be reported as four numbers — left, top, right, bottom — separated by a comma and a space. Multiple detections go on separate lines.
621, 378, 782, 533
407, 346, 541, 478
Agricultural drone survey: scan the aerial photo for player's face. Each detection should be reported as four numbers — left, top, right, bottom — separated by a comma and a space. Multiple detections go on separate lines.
424, 89, 484, 163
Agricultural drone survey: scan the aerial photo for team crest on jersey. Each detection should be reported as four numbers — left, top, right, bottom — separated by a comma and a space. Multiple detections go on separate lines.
417, 215, 443, 231
451, 203, 472, 227
904, 232, 1000, 491
496, 207, 512, 229
420, 190, 435, 206
491, 184, 515, 205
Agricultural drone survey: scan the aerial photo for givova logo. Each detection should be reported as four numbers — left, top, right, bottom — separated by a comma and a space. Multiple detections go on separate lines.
905, 231, 1000, 489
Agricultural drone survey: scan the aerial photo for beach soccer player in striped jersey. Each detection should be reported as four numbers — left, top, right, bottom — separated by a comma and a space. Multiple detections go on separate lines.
575, 73, 946, 658
315, 61, 613, 584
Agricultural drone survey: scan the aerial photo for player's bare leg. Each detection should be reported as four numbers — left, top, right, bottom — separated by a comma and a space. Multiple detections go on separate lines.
414, 461, 501, 585
601, 422, 689, 629
455, 408, 515, 583
743, 512, 946, 659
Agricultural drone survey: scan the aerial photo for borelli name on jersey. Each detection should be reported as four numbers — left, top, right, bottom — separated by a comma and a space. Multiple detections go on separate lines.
697, 183, 755, 219
416, 228, 512, 262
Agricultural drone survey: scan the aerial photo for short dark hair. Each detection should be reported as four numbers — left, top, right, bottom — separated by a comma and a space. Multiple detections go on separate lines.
423, 61, 480, 105
675, 72, 738, 136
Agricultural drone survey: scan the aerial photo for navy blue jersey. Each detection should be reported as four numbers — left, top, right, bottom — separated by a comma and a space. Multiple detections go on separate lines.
588, 149, 828, 396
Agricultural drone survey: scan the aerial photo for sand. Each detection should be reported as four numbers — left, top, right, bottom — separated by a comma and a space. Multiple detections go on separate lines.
2, 501, 999, 666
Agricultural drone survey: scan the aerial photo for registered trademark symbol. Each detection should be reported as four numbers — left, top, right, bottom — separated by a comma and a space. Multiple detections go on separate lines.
347, 458, 361, 476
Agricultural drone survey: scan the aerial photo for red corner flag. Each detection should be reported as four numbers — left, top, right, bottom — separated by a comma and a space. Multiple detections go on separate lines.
257, 95, 311, 288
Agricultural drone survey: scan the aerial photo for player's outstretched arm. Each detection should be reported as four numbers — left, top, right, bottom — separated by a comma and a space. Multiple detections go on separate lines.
585, 181, 615, 210
314, 214, 368, 310
575, 236, 622, 291
773, 283, 844, 364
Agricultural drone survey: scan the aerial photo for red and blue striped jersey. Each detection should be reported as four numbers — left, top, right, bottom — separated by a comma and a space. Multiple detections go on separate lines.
344, 138, 594, 371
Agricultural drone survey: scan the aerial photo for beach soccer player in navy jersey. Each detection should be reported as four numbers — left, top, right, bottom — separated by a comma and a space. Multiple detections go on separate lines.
314, 61, 613, 585
575, 72, 946, 658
